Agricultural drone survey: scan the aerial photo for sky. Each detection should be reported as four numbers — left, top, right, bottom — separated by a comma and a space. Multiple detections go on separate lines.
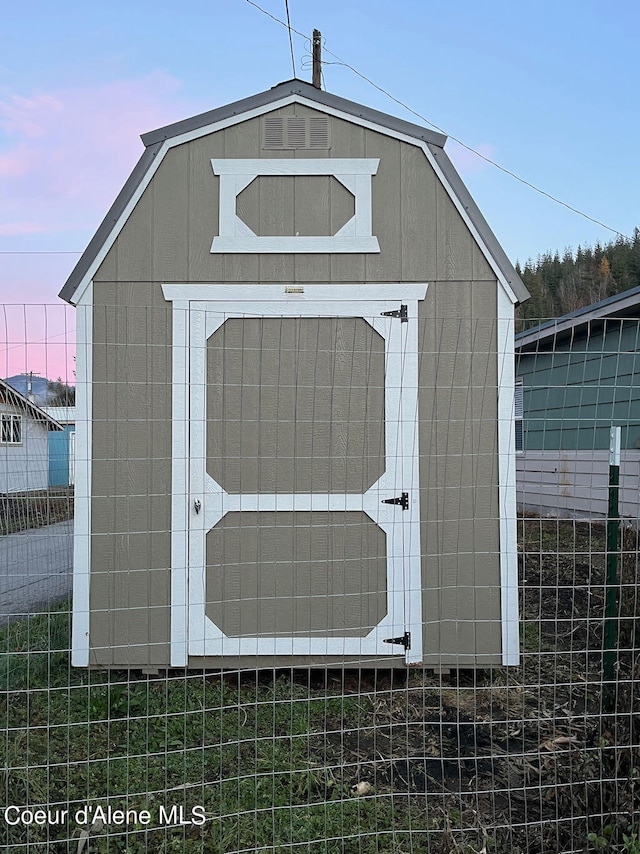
1, 0, 639, 382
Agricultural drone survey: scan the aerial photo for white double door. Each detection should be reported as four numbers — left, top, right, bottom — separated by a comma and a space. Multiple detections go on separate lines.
165, 284, 426, 665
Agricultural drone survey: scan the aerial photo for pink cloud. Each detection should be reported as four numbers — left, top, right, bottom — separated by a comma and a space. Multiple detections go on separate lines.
0, 72, 199, 238
0, 94, 63, 138
0, 147, 35, 178
446, 140, 496, 175
0, 303, 76, 383
0, 221, 46, 236
0, 76, 188, 379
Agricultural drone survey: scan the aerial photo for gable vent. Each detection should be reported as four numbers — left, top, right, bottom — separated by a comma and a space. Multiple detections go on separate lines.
262, 116, 330, 150
309, 117, 330, 148
286, 117, 307, 148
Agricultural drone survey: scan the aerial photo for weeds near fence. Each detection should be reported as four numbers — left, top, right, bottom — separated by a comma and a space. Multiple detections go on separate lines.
0, 487, 74, 536
0, 517, 638, 852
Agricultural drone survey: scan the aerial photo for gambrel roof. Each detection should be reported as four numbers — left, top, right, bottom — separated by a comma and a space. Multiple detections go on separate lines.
59, 78, 529, 305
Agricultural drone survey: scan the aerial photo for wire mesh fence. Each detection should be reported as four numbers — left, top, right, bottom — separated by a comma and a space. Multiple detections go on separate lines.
1, 305, 639, 853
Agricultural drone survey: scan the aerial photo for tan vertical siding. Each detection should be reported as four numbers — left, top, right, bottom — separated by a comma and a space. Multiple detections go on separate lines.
114, 187, 154, 281
152, 145, 190, 280
237, 176, 354, 238
400, 143, 438, 281
435, 181, 474, 280
366, 133, 402, 282
205, 511, 387, 638
87, 104, 505, 668
90, 282, 172, 665
418, 282, 501, 667
188, 129, 225, 281
206, 317, 385, 495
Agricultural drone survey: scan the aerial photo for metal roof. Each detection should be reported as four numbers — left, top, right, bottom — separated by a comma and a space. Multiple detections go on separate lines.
141, 78, 448, 148
515, 283, 640, 351
59, 78, 529, 305
42, 406, 76, 425
0, 378, 64, 430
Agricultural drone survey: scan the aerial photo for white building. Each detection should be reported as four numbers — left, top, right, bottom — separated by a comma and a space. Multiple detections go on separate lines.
0, 378, 63, 493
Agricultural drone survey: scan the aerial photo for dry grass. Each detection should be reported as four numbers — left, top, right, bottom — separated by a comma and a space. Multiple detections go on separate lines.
0, 515, 638, 852
0, 487, 74, 535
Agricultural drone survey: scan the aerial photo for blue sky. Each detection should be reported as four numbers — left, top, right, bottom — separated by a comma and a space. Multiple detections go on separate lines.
1, 0, 639, 314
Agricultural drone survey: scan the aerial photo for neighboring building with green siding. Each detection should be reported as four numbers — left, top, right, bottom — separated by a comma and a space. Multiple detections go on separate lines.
515, 285, 640, 519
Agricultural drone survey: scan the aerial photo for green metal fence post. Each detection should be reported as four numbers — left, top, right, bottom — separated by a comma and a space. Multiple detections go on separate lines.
603, 426, 621, 692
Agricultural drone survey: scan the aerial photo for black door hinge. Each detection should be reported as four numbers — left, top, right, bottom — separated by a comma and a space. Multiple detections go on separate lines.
381, 304, 408, 322
382, 492, 409, 510
383, 631, 411, 650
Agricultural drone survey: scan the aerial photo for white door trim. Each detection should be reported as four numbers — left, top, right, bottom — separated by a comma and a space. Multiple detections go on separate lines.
163, 283, 427, 665
70, 284, 92, 667
497, 285, 520, 665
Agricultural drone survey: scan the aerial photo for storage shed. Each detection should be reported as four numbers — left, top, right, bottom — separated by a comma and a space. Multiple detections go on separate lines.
60, 79, 529, 671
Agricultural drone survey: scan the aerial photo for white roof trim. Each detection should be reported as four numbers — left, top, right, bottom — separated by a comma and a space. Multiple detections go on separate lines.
516, 287, 640, 349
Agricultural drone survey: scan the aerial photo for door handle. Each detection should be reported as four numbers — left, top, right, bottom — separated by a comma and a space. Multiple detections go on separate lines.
194, 499, 201, 514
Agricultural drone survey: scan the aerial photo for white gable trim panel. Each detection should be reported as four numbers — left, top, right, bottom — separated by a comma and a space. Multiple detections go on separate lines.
67, 93, 521, 307
211, 158, 379, 254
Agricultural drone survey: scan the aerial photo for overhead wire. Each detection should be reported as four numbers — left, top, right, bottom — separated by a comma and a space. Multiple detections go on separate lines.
284, 0, 296, 78
0, 2, 630, 256
246, 0, 306, 39
245, 0, 631, 242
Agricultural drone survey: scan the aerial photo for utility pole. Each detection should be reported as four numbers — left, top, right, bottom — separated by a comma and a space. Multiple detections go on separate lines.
27, 370, 41, 403
312, 29, 322, 89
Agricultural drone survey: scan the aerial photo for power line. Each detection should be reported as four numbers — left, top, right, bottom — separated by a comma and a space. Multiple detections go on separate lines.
245, 0, 630, 241
246, 0, 306, 41
2, 5, 631, 257
284, 0, 296, 78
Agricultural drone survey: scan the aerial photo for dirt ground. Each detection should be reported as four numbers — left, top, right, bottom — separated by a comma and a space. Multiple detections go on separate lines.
308, 516, 640, 852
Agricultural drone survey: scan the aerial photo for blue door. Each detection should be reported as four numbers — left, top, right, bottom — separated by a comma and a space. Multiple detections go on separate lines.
48, 424, 74, 487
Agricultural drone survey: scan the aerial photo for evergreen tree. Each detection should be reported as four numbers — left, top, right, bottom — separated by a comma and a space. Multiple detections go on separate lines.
515, 228, 640, 323
47, 378, 75, 406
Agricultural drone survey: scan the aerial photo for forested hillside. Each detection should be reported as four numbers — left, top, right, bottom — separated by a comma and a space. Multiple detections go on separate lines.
515, 227, 640, 325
